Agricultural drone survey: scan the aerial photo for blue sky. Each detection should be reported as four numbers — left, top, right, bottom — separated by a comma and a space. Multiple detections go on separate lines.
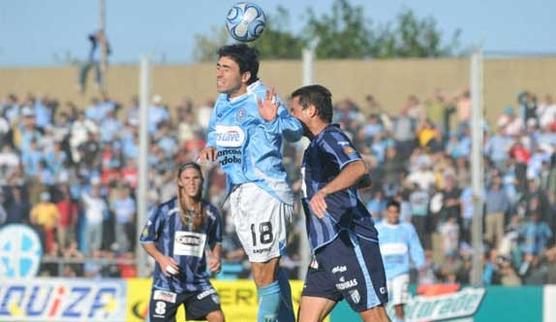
1, 0, 555, 66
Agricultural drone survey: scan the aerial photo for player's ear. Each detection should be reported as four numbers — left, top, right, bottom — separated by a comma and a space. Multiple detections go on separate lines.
307, 104, 318, 118
241, 71, 251, 84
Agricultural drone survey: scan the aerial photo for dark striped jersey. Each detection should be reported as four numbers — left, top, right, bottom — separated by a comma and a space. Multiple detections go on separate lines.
139, 197, 222, 293
301, 124, 378, 252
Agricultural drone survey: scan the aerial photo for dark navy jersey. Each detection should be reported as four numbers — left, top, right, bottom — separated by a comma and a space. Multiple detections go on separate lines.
301, 124, 378, 252
140, 197, 222, 293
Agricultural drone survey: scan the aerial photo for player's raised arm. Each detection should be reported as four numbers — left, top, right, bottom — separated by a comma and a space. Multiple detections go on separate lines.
258, 87, 303, 142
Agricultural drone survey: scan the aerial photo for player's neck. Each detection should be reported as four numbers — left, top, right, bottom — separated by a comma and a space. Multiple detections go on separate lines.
179, 193, 202, 209
227, 86, 247, 100
308, 121, 329, 139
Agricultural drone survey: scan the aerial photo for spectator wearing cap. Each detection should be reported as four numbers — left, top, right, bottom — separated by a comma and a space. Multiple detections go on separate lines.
30, 192, 60, 253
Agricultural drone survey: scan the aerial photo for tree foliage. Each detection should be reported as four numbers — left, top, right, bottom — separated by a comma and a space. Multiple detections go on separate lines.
192, 26, 229, 62
192, 0, 460, 61
374, 8, 461, 58
304, 0, 376, 59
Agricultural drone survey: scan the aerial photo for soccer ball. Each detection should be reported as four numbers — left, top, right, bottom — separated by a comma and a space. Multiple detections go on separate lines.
226, 2, 266, 42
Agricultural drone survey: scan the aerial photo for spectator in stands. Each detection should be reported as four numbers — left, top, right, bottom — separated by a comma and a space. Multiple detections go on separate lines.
0, 145, 20, 185
30, 192, 60, 253
440, 175, 462, 225
498, 255, 522, 286
498, 107, 524, 137
99, 109, 122, 144
417, 118, 442, 152
392, 105, 417, 159
56, 184, 78, 251
485, 176, 510, 248
81, 183, 107, 255
69, 111, 98, 163
78, 30, 110, 94
148, 95, 170, 134
110, 185, 136, 253
455, 89, 471, 133
409, 184, 431, 248
546, 246, 556, 284
485, 125, 514, 170
1, 93, 20, 124
0, 190, 7, 225
519, 211, 553, 276
381, 146, 405, 196
538, 94, 556, 129
5, 186, 29, 224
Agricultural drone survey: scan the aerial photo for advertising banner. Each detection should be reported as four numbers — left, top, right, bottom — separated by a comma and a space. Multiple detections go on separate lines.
126, 279, 324, 322
331, 285, 544, 322
0, 278, 127, 322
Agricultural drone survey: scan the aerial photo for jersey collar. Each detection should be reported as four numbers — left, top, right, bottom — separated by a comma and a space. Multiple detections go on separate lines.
228, 80, 262, 103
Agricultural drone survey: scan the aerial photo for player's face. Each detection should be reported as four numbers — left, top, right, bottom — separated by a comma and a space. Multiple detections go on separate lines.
216, 56, 247, 98
289, 96, 311, 135
386, 206, 400, 224
179, 167, 203, 198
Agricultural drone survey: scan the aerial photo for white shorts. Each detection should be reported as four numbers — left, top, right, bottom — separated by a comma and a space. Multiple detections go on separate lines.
229, 183, 293, 262
387, 273, 409, 305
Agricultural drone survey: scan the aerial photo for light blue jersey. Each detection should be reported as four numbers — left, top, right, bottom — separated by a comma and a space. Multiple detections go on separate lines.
375, 221, 425, 280
207, 81, 303, 204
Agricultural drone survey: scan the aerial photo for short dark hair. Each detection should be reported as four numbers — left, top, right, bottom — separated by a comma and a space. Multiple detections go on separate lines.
386, 199, 401, 211
290, 85, 333, 123
218, 44, 259, 85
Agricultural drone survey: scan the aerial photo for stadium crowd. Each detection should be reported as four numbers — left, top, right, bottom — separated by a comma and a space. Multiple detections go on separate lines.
1, 88, 555, 285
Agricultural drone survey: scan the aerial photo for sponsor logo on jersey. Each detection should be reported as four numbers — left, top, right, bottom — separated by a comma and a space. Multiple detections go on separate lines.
217, 149, 242, 166
236, 108, 247, 122
176, 234, 201, 247
173, 232, 206, 257
343, 146, 355, 155
252, 247, 272, 254
331, 265, 347, 274
196, 288, 216, 300
349, 290, 361, 304
215, 125, 245, 148
336, 278, 358, 290
154, 290, 177, 303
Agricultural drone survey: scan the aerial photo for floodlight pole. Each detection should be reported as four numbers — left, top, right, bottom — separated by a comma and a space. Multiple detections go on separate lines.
302, 37, 320, 86
470, 49, 485, 286
136, 56, 151, 277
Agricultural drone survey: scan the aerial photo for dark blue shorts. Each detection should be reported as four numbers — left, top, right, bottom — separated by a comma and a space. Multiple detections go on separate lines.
149, 286, 221, 321
302, 230, 389, 312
